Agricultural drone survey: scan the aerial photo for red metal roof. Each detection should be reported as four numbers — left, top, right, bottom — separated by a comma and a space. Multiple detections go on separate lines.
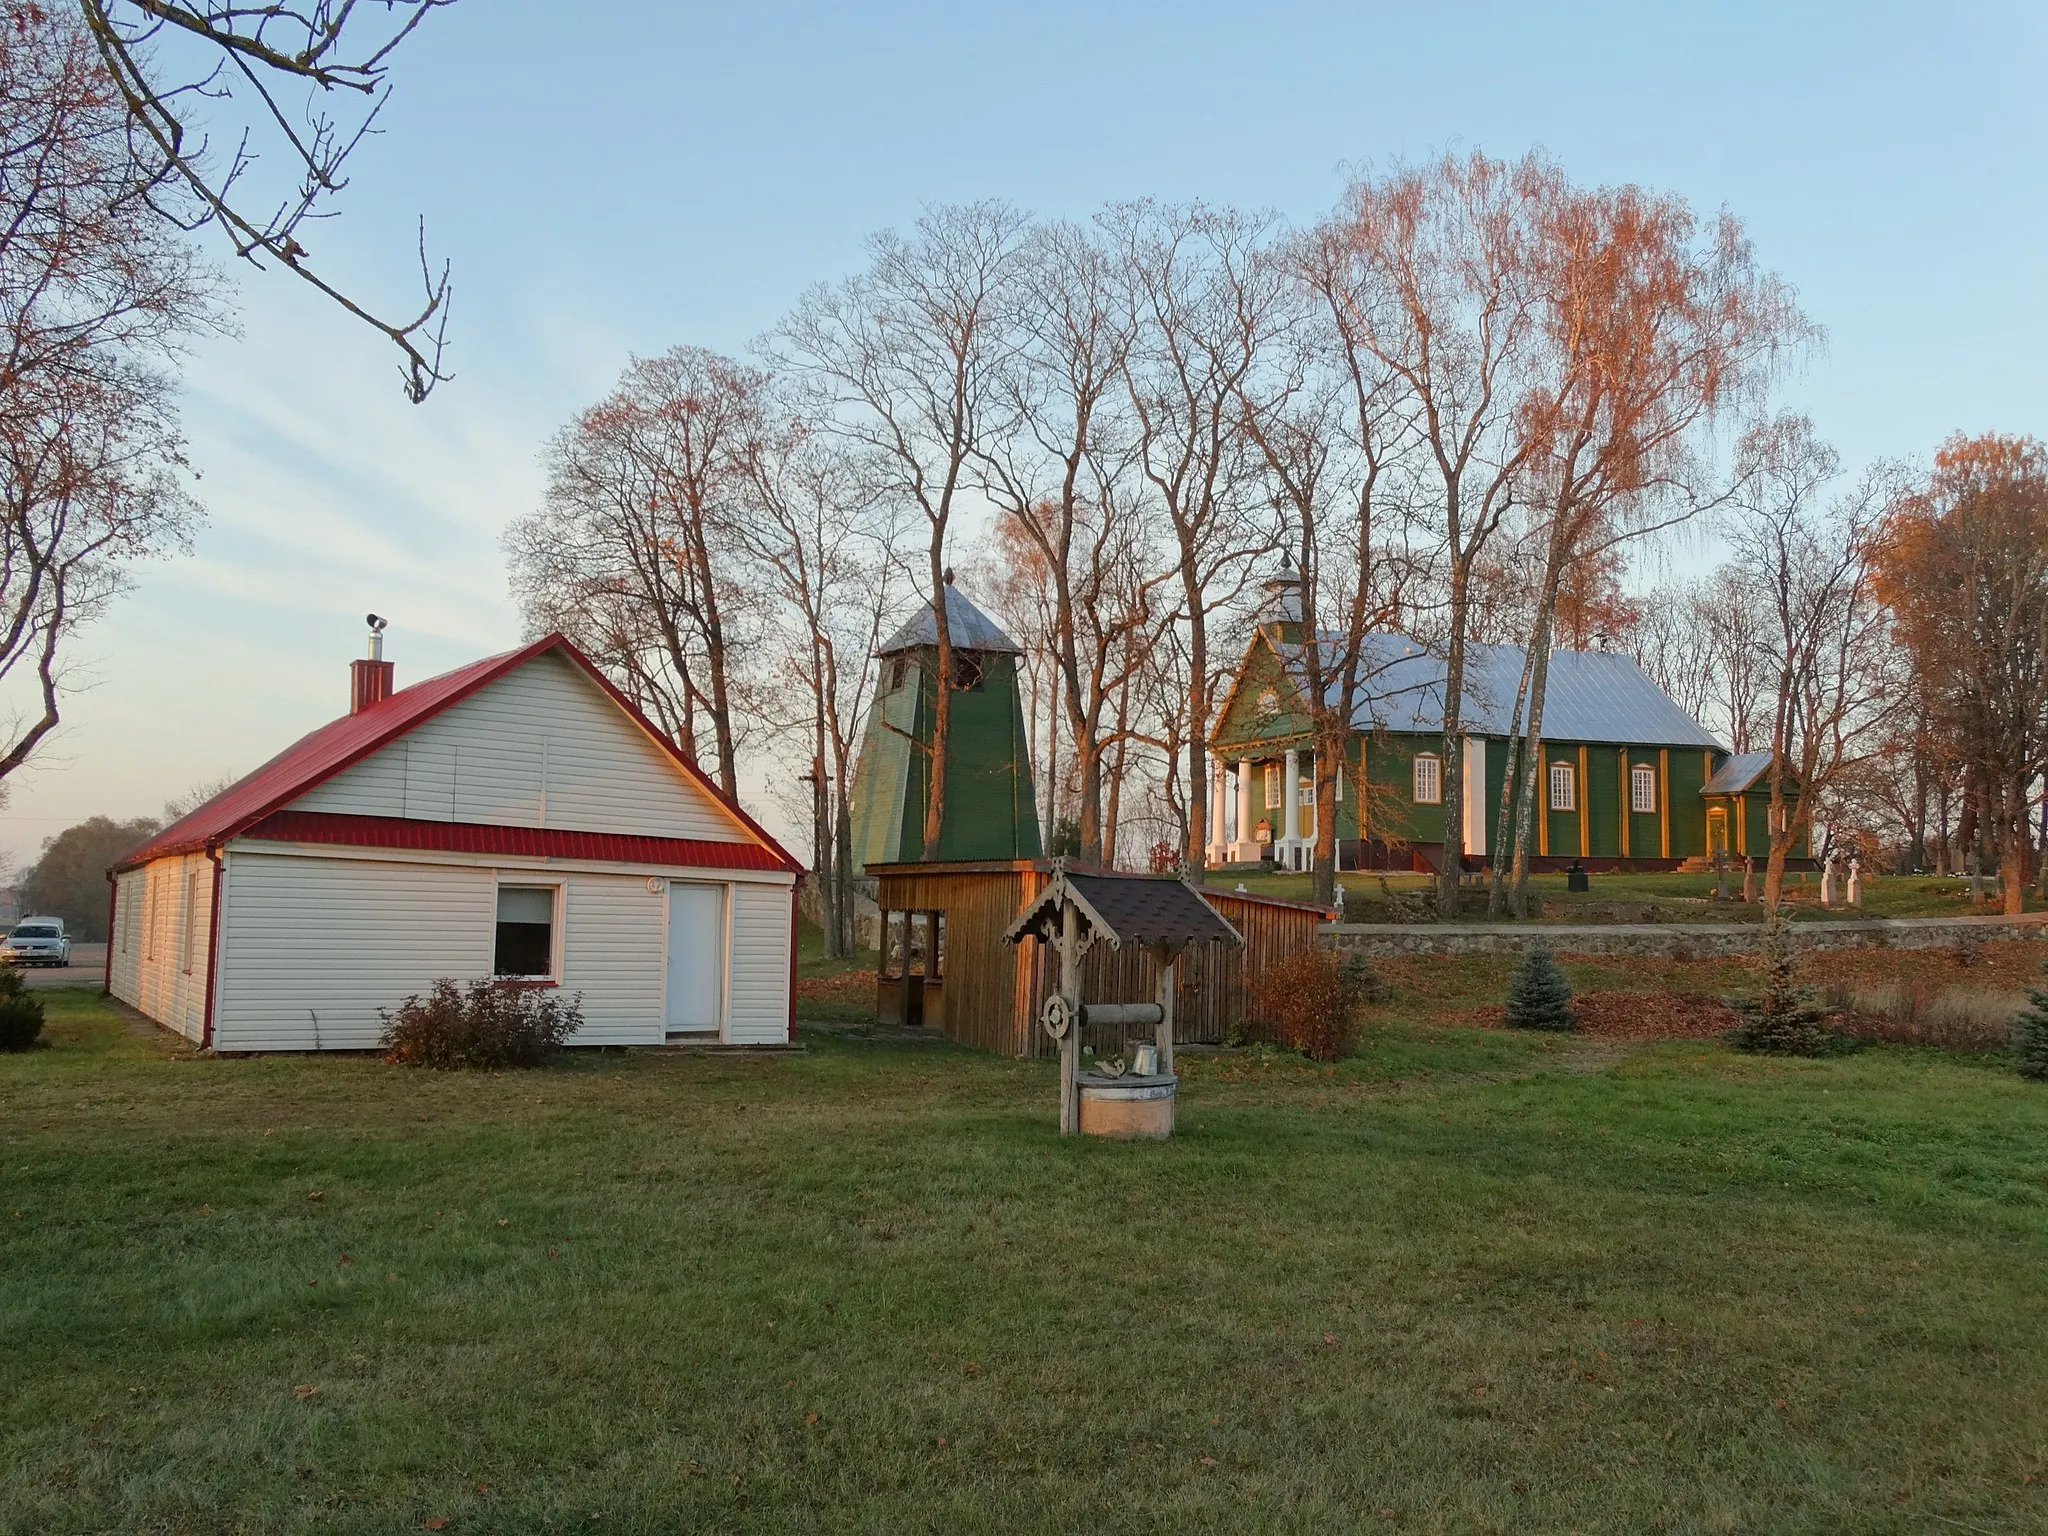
240, 810, 795, 871
114, 634, 800, 875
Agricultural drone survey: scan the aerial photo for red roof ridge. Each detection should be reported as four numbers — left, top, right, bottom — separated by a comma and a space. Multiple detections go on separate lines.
113, 633, 800, 875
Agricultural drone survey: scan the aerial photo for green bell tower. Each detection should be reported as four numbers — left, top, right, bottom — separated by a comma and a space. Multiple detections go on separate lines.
848, 583, 1042, 869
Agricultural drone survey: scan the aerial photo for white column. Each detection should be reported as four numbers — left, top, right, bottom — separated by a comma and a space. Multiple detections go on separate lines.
1283, 748, 1301, 868
1208, 758, 1228, 867
1462, 735, 1487, 859
1235, 757, 1255, 863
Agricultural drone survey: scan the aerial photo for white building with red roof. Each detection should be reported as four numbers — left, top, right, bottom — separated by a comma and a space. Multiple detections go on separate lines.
107, 626, 801, 1052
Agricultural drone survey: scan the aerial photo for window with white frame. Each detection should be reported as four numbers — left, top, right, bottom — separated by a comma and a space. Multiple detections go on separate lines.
1630, 763, 1656, 814
1412, 754, 1441, 805
493, 885, 559, 979
1264, 763, 1281, 808
1549, 760, 1577, 812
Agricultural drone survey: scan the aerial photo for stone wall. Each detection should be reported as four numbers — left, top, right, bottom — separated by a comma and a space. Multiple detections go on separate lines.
1320, 913, 2048, 960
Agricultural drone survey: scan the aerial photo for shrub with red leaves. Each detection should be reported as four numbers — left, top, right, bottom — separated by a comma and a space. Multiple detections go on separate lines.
1246, 947, 1372, 1062
380, 978, 583, 1069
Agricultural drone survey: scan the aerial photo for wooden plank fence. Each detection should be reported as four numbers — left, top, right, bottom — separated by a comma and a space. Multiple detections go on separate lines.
871, 861, 1329, 1057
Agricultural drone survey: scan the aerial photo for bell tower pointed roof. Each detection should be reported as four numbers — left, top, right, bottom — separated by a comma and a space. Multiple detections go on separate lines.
878, 584, 1021, 657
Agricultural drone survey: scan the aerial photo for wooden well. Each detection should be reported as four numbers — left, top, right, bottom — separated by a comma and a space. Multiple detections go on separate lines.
1076, 1072, 1176, 1138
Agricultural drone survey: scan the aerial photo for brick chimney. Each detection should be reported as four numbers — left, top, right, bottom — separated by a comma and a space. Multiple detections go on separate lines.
350, 614, 394, 714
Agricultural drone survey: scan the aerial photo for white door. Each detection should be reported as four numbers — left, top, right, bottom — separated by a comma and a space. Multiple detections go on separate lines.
665, 883, 725, 1034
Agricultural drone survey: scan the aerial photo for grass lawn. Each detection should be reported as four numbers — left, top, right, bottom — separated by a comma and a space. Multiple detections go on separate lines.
1220, 866, 2036, 920
6, 987, 2048, 1534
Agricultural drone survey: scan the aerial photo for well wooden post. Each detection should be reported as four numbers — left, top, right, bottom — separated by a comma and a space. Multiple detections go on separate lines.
1058, 898, 1081, 1136
1155, 945, 1177, 1077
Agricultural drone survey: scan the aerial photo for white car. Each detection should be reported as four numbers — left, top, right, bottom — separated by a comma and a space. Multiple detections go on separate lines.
2, 917, 71, 968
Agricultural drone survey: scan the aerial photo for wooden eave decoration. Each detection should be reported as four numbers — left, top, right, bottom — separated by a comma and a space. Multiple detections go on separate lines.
1004, 863, 1245, 954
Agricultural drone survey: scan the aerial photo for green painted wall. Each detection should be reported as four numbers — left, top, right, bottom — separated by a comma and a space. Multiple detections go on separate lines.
850, 651, 1041, 870
1212, 634, 1313, 755
847, 671, 916, 872
1668, 750, 1709, 855
1627, 753, 1662, 857
1586, 747, 1619, 857
1358, 732, 1446, 845
1207, 632, 1756, 864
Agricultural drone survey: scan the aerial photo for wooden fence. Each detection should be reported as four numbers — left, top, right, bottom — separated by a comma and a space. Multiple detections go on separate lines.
870, 861, 1330, 1057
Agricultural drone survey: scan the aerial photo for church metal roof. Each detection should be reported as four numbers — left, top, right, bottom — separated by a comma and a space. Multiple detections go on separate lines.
1701, 751, 1778, 794
878, 587, 1021, 656
1269, 632, 1723, 749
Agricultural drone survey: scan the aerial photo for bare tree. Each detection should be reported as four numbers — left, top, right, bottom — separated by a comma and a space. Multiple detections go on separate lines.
730, 402, 908, 955
778, 202, 1029, 861
1871, 433, 2048, 913
1630, 583, 1719, 728
1327, 152, 1554, 916
0, 6, 213, 786
506, 347, 764, 796
1106, 200, 1279, 868
1234, 214, 1417, 904
1728, 417, 1899, 909
79, 0, 456, 399
977, 218, 1166, 865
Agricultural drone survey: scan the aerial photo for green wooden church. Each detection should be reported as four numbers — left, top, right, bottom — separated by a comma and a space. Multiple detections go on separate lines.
1204, 579, 1806, 875
847, 584, 1042, 871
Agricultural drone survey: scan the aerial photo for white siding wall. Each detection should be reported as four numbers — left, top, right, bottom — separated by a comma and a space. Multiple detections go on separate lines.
108, 855, 214, 1042
214, 852, 491, 1051
212, 849, 791, 1051
560, 872, 667, 1045
291, 650, 746, 842
726, 881, 793, 1045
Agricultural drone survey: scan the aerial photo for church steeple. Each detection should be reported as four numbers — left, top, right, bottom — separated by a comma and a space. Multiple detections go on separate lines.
847, 585, 1042, 870
1260, 554, 1305, 637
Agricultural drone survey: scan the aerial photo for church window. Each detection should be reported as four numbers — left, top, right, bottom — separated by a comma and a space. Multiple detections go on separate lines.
1631, 763, 1656, 813
1264, 763, 1281, 808
887, 657, 907, 693
1549, 760, 1576, 812
1412, 754, 1441, 805
949, 652, 984, 691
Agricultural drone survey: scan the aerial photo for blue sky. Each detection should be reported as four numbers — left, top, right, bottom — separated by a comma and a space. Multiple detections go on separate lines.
4, 0, 2044, 867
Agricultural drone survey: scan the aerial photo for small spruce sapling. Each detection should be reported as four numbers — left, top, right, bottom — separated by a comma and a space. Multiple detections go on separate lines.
1505, 946, 1576, 1031
2009, 963, 2048, 1081
0, 965, 47, 1052
1727, 913, 1833, 1055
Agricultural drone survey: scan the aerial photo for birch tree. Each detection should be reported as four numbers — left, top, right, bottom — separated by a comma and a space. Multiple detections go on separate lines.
1327, 152, 1553, 916
1491, 178, 1803, 916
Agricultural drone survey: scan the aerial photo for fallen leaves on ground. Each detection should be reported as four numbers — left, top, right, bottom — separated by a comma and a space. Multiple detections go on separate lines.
794, 972, 873, 1006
